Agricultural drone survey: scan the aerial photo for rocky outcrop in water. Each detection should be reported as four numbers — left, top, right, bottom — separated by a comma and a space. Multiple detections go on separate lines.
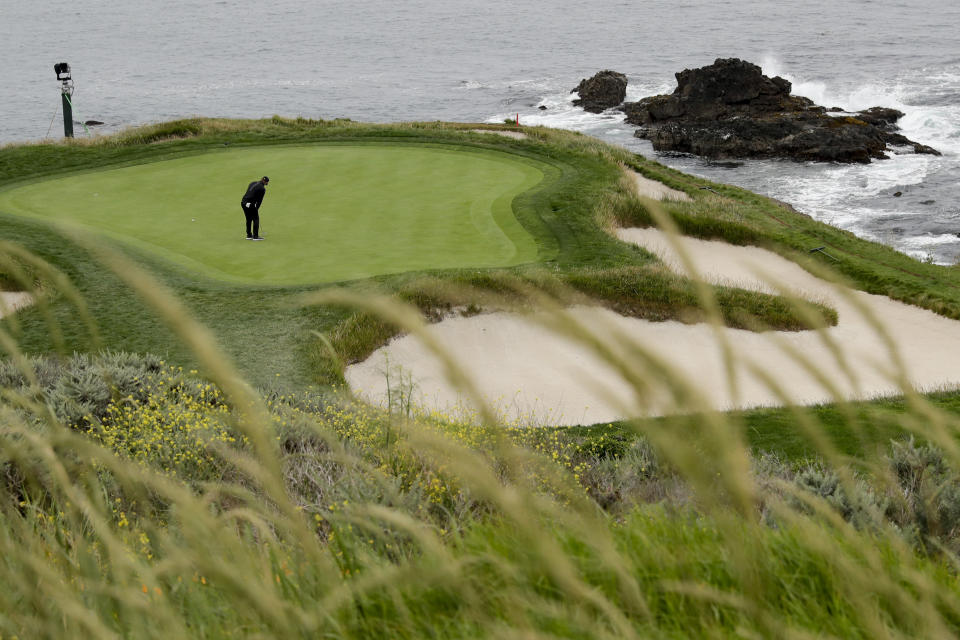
853, 107, 904, 128
618, 58, 939, 163
571, 70, 627, 113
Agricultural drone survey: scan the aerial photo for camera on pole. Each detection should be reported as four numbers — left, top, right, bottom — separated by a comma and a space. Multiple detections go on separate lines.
54, 62, 74, 138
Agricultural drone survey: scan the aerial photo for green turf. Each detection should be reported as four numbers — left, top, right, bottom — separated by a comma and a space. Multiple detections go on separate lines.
0, 143, 544, 285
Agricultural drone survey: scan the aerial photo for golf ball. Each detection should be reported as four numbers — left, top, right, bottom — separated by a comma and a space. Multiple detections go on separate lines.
191, 218, 196, 222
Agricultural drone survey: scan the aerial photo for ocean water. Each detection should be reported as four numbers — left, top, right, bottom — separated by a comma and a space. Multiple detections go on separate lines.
3, 0, 958, 262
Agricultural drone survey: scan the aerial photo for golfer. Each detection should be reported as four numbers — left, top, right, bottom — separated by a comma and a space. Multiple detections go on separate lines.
240, 176, 269, 240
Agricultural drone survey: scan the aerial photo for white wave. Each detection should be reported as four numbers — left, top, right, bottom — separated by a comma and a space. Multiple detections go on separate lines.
536, 91, 577, 110
487, 88, 627, 130
502, 74, 674, 132
764, 153, 932, 210
848, 155, 933, 196
488, 108, 626, 130
760, 55, 905, 112
899, 108, 960, 156
901, 233, 960, 249
624, 79, 674, 101
896, 233, 960, 264
759, 55, 960, 155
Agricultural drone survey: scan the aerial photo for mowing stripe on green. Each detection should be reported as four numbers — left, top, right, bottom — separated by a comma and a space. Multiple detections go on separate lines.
0, 143, 545, 285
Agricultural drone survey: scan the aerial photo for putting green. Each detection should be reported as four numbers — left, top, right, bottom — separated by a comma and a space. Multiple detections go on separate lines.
0, 144, 546, 285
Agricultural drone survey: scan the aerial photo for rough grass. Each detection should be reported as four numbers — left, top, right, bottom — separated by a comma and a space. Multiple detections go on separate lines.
4, 352, 960, 637
563, 265, 837, 331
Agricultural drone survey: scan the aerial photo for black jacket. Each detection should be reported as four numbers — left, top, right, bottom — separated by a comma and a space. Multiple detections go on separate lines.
241, 180, 266, 209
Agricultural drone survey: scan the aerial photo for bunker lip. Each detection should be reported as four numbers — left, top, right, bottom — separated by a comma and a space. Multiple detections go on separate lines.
0, 142, 550, 286
0, 292, 33, 318
627, 170, 691, 202
346, 226, 960, 426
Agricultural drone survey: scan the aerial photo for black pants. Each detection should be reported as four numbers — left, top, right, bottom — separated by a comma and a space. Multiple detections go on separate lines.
242, 203, 259, 238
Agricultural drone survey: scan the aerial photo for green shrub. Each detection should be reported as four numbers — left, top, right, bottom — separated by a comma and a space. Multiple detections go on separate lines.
887, 438, 960, 553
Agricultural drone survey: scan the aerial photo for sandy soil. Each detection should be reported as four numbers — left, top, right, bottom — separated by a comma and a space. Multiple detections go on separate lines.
470, 129, 528, 140
0, 292, 33, 318
628, 171, 692, 202
346, 223, 960, 426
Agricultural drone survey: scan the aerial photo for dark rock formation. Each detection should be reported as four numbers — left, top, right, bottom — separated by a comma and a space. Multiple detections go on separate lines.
621, 58, 939, 163
854, 107, 904, 127
572, 70, 627, 113
636, 113, 905, 163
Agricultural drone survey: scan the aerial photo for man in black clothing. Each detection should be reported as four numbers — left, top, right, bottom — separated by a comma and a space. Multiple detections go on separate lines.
240, 176, 269, 240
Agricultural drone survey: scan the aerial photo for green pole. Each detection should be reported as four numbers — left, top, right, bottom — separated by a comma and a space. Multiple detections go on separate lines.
61, 91, 73, 138
53, 62, 80, 138
62, 93, 89, 136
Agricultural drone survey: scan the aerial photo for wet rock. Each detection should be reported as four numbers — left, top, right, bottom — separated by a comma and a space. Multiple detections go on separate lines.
622, 59, 805, 124
854, 107, 904, 127
622, 58, 939, 163
571, 70, 628, 113
640, 115, 890, 163
912, 142, 940, 155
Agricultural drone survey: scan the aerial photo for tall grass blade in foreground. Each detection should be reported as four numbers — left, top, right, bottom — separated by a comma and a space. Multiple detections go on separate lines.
3, 206, 960, 637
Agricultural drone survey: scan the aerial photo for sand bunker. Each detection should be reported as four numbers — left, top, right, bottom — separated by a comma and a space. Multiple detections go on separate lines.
628, 171, 692, 202
471, 129, 528, 140
346, 227, 960, 426
0, 292, 33, 318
